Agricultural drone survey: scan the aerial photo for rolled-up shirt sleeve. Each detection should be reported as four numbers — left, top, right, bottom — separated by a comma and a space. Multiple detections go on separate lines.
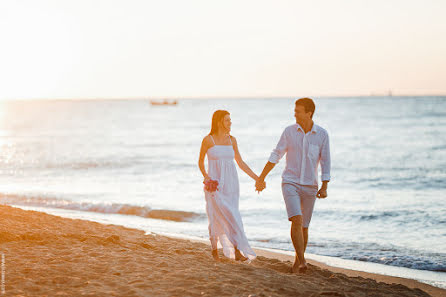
268, 129, 288, 164
320, 133, 331, 181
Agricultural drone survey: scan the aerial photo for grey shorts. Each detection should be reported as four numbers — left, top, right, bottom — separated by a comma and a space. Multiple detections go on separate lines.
281, 182, 318, 228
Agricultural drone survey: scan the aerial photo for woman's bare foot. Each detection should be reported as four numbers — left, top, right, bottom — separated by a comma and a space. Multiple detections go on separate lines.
212, 249, 220, 261
234, 248, 248, 262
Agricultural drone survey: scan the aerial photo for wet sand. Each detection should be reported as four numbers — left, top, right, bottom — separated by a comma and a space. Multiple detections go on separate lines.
0, 205, 444, 296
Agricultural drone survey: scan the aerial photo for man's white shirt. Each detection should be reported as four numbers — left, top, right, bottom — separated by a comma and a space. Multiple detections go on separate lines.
268, 123, 331, 186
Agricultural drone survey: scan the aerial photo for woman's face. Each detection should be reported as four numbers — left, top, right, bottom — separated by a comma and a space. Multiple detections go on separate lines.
221, 114, 232, 132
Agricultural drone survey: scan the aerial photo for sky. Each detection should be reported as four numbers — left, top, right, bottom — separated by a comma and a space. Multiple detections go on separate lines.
1, 0, 445, 99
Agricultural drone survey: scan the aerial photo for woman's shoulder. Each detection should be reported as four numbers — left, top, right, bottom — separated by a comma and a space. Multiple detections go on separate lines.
202, 134, 213, 145
229, 135, 238, 146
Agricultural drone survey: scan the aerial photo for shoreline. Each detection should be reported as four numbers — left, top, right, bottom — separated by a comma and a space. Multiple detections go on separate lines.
253, 250, 445, 297
1, 205, 445, 296
157, 232, 446, 291
160, 234, 446, 296
11, 203, 446, 289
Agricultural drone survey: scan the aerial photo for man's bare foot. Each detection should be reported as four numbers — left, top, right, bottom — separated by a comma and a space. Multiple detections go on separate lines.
291, 262, 299, 273
234, 249, 248, 261
291, 260, 307, 273
212, 249, 220, 261
291, 256, 300, 273
298, 263, 308, 274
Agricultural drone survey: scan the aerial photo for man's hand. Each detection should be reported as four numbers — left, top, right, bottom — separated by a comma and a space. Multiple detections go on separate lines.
317, 181, 329, 199
256, 162, 275, 193
316, 187, 327, 199
255, 179, 266, 193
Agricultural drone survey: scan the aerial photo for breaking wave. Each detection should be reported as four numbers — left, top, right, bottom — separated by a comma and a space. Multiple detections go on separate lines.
0, 194, 203, 222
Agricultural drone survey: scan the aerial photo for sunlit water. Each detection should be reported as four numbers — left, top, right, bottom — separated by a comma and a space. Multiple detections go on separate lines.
1, 97, 445, 284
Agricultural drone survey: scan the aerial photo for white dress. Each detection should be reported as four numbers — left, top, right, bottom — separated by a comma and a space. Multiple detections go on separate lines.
204, 135, 256, 260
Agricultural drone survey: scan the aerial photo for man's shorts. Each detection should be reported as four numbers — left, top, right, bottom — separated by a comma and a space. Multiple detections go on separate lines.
281, 182, 318, 228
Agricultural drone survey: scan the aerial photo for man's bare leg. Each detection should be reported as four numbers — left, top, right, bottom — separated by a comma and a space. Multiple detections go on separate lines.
290, 216, 307, 273
294, 227, 309, 266
303, 227, 309, 252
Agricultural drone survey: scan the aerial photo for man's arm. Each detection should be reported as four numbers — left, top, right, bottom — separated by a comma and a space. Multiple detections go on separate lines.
255, 162, 275, 191
256, 128, 288, 192
317, 133, 331, 198
259, 162, 276, 181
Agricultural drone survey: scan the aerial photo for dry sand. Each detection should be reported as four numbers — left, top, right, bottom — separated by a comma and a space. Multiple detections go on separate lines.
0, 205, 444, 297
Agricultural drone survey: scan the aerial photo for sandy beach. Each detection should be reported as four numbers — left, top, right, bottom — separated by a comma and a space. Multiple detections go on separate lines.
0, 205, 444, 297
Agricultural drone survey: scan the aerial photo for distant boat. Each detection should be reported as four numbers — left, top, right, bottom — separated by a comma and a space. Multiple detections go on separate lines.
150, 100, 178, 106
369, 90, 394, 97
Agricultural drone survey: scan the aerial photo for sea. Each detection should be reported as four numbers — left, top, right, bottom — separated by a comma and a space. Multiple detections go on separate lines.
1, 96, 445, 288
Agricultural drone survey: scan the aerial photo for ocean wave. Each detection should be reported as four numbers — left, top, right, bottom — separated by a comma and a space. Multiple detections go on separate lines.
0, 194, 203, 222
315, 209, 446, 227
253, 237, 446, 272
306, 240, 446, 272
45, 162, 104, 170
317, 209, 413, 219
0, 160, 131, 171
351, 254, 446, 272
431, 145, 446, 151
363, 178, 446, 190
359, 211, 401, 221
426, 111, 446, 118
1, 158, 196, 171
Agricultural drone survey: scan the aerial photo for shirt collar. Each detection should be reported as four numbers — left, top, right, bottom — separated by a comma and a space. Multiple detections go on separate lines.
296, 123, 318, 134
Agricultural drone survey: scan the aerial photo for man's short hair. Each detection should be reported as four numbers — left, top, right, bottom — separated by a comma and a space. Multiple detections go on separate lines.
295, 97, 315, 119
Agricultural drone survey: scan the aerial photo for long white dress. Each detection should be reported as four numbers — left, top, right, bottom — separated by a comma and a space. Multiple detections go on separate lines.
204, 136, 256, 260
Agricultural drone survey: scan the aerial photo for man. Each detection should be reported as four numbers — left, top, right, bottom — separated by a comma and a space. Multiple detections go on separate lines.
256, 97, 331, 273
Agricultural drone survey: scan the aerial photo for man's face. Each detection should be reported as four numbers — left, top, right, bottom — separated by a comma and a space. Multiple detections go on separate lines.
294, 105, 311, 123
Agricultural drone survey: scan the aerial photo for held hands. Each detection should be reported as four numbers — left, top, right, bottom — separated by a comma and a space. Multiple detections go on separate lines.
255, 178, 266, 193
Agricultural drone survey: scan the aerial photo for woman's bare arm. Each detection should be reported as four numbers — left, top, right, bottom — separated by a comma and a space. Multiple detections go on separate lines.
231, 136, 259, 181
198, 136, 211, 181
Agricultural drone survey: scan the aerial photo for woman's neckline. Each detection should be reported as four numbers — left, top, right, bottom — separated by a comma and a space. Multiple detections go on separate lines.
210, 134, 232, 146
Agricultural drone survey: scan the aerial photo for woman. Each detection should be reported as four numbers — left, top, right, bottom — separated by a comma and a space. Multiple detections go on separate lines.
198, 110, 259, 261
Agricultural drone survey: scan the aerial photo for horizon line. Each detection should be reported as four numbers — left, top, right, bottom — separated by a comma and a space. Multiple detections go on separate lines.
1, 94, 446, 101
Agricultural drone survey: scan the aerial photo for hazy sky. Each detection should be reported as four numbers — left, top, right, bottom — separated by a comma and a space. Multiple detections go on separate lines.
1, 0, 445, 99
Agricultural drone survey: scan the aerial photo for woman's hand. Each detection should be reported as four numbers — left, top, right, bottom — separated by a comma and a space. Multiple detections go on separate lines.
203, 175, 211, 183
255, 178, 266, 193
